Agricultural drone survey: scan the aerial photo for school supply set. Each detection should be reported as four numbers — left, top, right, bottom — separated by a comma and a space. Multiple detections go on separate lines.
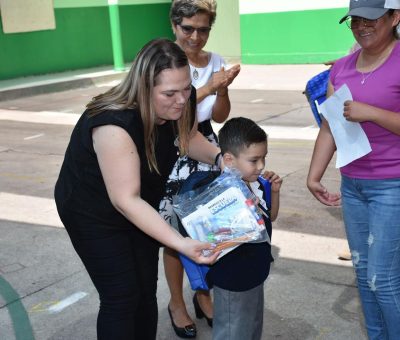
173, 168, 269, 253
172, 168, 271, 290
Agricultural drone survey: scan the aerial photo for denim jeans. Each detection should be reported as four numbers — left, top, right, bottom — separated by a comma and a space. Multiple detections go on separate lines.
341, 176, 400, 340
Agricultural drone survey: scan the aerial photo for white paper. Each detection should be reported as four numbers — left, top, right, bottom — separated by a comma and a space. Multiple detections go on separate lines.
319, 84, 372, 168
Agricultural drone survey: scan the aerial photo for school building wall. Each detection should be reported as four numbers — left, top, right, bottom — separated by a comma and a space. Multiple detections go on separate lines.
0, 0, 356, 81
238, 0, 355, 64
0, 0, 173, 80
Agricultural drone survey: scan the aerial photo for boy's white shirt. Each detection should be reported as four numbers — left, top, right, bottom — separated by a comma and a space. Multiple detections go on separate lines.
249, 181, 269, 212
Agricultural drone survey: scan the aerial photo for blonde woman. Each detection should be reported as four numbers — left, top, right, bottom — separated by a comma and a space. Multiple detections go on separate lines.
54, 39, 219, 340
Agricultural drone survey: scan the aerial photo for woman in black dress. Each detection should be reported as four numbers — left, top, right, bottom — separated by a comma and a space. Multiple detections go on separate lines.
54, 38, 219, 340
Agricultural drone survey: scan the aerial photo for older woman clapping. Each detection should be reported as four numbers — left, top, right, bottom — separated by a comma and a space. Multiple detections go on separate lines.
158, 0, 240, 338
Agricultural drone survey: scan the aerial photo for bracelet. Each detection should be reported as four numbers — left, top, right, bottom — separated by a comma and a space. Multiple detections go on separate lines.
214, 152, 222, 167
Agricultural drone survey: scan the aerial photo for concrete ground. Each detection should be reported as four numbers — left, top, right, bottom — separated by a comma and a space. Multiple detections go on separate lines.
0, 64, 367, 339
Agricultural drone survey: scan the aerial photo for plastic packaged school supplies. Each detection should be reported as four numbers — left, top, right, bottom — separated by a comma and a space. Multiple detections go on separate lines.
173, 168, 269, 255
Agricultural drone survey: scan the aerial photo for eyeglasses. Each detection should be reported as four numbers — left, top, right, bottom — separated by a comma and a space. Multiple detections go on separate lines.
345, 16, 378, 29
178, 24, 211, 36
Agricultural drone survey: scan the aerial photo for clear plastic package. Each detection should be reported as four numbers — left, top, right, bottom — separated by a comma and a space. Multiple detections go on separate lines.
173, 168, 270, 255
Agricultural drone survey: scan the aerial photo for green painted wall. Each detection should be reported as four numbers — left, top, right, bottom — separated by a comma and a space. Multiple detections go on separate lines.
119, 4, 173, 63
0, 1, 358, 80
240, 8, 355, 64
0, 3, 172, 80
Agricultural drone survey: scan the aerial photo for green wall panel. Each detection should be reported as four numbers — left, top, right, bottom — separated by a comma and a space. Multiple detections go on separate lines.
0, 3, 172, 80
240, 8, 355, 64
0, 7, 112, 79
119, 3, 173, 63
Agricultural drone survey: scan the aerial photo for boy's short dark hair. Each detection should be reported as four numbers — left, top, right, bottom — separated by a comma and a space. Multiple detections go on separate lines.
218, 117, 267, 156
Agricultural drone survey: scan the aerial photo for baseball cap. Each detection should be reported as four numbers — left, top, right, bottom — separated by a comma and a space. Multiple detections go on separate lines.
339, 0, 392, 23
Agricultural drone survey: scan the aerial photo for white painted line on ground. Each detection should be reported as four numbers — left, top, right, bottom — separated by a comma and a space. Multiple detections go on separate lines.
97, 80, 120, 87
0, 108, 319, 140
24, 133, 44, 140
47, 292, 88, 313
0, 109, 80, 125
229, 64, 329, 91
0, 192, 350, 266
273, 229, 352, 267
212, 122, 318, 140
0, 192, 63, 228
250, 98, 264, 103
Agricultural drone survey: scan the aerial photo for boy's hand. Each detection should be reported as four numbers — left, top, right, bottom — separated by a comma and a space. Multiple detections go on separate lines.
262, 170, 283, 192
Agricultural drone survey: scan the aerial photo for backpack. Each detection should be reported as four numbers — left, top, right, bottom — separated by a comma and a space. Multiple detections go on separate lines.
176, 171, 220, 291
304, 69, 330, 127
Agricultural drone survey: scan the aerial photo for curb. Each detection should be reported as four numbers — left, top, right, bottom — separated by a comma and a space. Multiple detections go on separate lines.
0, 70, 128, 102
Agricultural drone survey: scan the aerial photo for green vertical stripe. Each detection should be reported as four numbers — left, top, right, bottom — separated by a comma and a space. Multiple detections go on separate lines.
0, 276, 35, 340
108, 4, 125, 70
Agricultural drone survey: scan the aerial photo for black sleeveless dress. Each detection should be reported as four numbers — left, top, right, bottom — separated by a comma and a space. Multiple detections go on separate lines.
54, 108, 179, 239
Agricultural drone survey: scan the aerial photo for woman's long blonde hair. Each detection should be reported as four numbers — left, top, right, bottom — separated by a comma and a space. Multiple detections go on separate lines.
86, 38, 194, 173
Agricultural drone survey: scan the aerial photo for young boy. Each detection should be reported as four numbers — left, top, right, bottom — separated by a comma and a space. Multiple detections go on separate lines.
207, 117, 282, 340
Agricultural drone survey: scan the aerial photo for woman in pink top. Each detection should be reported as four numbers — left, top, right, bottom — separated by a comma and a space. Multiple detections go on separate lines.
307, 0, 400, 338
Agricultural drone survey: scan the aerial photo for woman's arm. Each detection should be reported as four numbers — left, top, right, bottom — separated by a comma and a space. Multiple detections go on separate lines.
343, 101, 400, 135
187, 127, 220, 165
307, 80, 341, 206
210, 88, 231, 123
92, 125, 218, 263
307, 120, 340, 205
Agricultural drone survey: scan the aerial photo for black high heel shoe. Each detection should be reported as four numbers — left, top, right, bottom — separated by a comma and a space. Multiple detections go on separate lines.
167, 305, 197, 338
193, 293, 213, 327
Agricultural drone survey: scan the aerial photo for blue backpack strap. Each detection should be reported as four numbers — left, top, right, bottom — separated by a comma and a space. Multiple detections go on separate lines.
177, 170, 220, 291
257, 176, 271, 210
304, 69, 330, 127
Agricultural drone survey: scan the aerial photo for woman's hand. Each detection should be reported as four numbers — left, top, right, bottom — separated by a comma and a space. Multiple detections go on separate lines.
206, 66, 228, 94
206, 64, 241, 95
178, 238, 220, 264
343, 100, 373, 122
225, 64, 240, 87
307, 180, 341, 206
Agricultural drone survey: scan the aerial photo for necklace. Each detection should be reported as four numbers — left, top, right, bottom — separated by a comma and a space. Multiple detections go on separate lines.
361, 71, 374, 85
358, 41, 396, 85
192, 69, 199, 80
